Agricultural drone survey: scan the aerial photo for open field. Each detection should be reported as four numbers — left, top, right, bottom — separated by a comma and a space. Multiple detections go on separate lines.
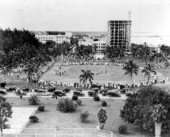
41, 64, 145, 84
5, 97, 170, 137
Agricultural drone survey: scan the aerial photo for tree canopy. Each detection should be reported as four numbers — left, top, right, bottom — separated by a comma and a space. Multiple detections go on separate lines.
120, 86, 170, 133
0, 96, 13, 136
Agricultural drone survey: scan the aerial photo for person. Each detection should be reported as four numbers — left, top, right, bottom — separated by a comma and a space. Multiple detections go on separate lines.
20, 94, 23, 99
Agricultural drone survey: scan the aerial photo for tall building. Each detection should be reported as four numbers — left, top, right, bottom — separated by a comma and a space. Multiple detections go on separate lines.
107, 20, 131, 50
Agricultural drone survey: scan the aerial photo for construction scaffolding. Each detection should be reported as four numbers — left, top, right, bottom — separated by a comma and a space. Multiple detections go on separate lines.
107, 20, 131, 50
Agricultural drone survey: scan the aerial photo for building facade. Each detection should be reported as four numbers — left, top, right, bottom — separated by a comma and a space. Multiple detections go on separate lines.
107, 20, 131, 50
34, 31, 72, 44
93, 39, 107, 59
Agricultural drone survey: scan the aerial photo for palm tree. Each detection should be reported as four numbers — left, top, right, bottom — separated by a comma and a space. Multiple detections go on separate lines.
151, 104, 167, 137
79, 70, 94, 85
142, 64, 156, 84
123, 60, 139, 83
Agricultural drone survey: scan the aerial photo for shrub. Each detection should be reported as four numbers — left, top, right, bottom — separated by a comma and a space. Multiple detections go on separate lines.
118, 125, 127, 134
93, 96, 100, 101
38, 106, 45, 112
28, 95, 40, 105
97, 108, 107, 123
80, 111, 89, 123
101, 101, 107, 107
76, 100, 82, 106
0, 82, 6, 88
57, 98, 77, 113
29, 115, 39, 123
72, 95, 78, 101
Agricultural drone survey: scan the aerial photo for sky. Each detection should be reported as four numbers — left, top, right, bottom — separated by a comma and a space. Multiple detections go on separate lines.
0, 0, 170, 35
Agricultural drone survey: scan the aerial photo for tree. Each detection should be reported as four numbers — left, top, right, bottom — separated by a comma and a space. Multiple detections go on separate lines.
105, 46, 125, 61
120, 86, 170, 137
142, 64, 156, 84
79, 70, 94, 85
123, 60, 139, 83
151, 104, 167, 137
0, 96, 13, 137
97, 108, 107, 129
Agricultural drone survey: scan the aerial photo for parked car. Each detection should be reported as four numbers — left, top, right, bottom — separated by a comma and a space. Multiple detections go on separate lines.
73, 90, 85, 96
99, 88, 109, 94
0, 88, 7, 95
63, 88, 71, 93
48, 87, 56, 92
88, 90, 96, 97
53, 90, 66, 97
22, 88, 30, 92
6, 86, 16, 92
107, 90, 121, 97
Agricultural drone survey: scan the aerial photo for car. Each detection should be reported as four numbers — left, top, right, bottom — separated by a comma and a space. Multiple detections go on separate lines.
88, 90, 96, 97
0, 88, 7, 95
62, 88, 71, 93
37, 89, 47, 93
22, 88, 30, 92
53, 90, 66, 97
73, 90, 85, 96
107, 90, 121, 97
6, 86, 16, 92
99, 88, 109, 94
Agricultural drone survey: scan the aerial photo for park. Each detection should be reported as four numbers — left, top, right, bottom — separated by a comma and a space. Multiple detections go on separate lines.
0, 29, 170, 137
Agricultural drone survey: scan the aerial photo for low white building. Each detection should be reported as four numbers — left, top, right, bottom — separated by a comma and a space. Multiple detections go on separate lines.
34, 31, 72, 44
93, 39, 107, 59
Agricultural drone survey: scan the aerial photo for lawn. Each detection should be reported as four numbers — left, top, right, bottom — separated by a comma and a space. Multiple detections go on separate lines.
41, 64, 144, 84
6, 97, 170, 137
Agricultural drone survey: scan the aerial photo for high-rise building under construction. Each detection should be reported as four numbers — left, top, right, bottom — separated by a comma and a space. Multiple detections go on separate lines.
107, 20, 131, 49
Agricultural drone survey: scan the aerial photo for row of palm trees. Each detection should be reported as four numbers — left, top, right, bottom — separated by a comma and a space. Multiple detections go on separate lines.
123, 60, 156, 84
79, 60, 156, 86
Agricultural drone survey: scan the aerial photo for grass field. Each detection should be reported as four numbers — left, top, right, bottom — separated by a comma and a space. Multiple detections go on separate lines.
6, 97, 170, 137
41, 64, 145, 84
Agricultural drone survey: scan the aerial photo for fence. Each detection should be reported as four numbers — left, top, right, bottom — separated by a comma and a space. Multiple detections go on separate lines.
3, 128, 114, 137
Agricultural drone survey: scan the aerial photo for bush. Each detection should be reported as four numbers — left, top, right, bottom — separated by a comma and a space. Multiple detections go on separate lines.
118, 125, 127, 134
0, 82, 6, 88
97, 108, 107, 123
38, 106, 45, 112
72, 95, 78, 101
57, 98, 77, 113
93, 96, 100, 101
28, 95, 40, 105
29, 115, 39, 123
80, 111, 89, 123
76, 100, 82, 106
101, 101, 107, 107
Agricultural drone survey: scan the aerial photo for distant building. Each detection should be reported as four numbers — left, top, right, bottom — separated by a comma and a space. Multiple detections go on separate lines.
93, 39, 107, 59
34, 31, 72, 44
78, 38, 94, 46
107, 20, 131, 50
